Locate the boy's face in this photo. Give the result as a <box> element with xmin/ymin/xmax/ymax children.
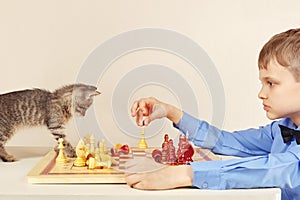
<box><xmin>259</xmin><ymin>59</ymin><xmax>300</xmax><ymax>126</ymax></box>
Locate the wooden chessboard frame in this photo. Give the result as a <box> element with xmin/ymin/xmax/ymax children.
<box><xmin>27</xmin><ymin>150</ymin><xmax>126</xmax><ymax>184</ymax></box>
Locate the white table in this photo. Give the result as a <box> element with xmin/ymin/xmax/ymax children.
<box><xmin>0</xmin><ymin>147</ymin><xmax>281</xmax><ymax>200</ymax></box>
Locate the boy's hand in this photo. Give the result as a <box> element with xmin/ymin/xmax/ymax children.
<box><xmin>131</xmin><ymin>97</ymin><xmax>167</xmax><ymax>126</ymax></box>
<box><xmin>125</xmin><ymin>163</ymin><xmax>193</xmax><ymax>190</ymax></box>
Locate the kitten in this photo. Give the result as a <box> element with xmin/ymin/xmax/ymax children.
<box><xmin>0</xmin><ymin>83</ymin><xmax>100</xmax><ymax>162</ymax></box>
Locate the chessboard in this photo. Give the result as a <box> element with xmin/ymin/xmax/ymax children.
<box><xmin>27</xmin><ymin>131</ymin><xmax>224</xmax><ymax>184</ymax></box>
<box><xmin>27</xmin><ymin>147</ymin><xmax>155</xmax><ymax>184</ymax></box>
<box><xmin>27</xmin><ymin>146</ymin><xmax>222</xmax><ymax>184</ymax></box>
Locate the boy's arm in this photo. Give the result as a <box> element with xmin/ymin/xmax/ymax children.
<box><xmin>174</xmin><ymin>112</ymin><xmax>274</xmax><ymax>157</ymax></box>
<box><xmin>190</xmin><ymin>147</ymin><xmax>300</xmax><ymax>191</ymax></box>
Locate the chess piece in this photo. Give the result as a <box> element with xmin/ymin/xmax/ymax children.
<box><xmin>138</xmin><ymin>126</ymin><xmax>148</xmax><ymax>148</ymax></box>
<box><xmin>162</xmin><ymin>134</ymin><xmax>169</xmax><ymax>148</ymax></box>
<box><xmin>94</xmin><ymin>147</ymin><xmax>100</xmax><ymax>161</ymax></box>
<box><xmin>84</xmin><ymin>134</ymin><xmax>91</xmax><ymax>156</ymax></box>
<box><xmin>119</xmin><ymin>144</ymin><xmax>130</xmax><ymax>154</ymax></box>
<box><xmin>161</xmin><ymin>141</ymin><xmax>169</xmax><ymax>163</ymax></box>
<box><xmin>74</xmin><ymin>139</ymin><xmax>87</xmax><ymax>167</ymax></box>
<box><xmin>177</xmin><ymin>134</ymin><xmax>194</xmax><ymax>164</ymax></box>
<box><xmin>98</xmin><ymin>139</ymin><xmax>108</xmax><ymax>154</ymax></box>
<box><xmin>98</xmin><ymin>140</ymin><xmax>107</xmax><ymax>161</ymax></box>
<box><xmin>88</xmin><ymin>157</ymin><xmax>96</xmax><ymax>169</ymax></box>
<box><xmin>152</xmin><ymin>149</ymin><xmax>162</xmax><ymax>163</ymax></box>
<box><xmin>84</xmin><ymin>134</ymin><xmax>91</xmax><ymax>144</ymax></box>
<box><xmin>98</xmin><ymin>140</ymin><xmax>117</xmax><ymax>165</ymax></box>
<box><xmin>56</xmin><ymin>138</ymin><xmax>67</xmax><ymax>164</ymax></box>
<box><xmin>89</xmin><ymin>158</ymin><xmax>112</xmax><ymax>169</ymax></box>
<box><xmin>167</xmin><ymin>139</ymin><xmax>177</xmax><ymax>165</ymax></box>
<box><xmin>177</xmin><ymin>134</ymin><xmax>186</xmax><ymax>158</ymax></box>
<box><xmin>110</xmin><ymin>144</ymin><xmax>130</xmax><ymax>156</ymax></box>
<box><xmin>184</xmin><ymin>145</ymin><xmax>194</xmax><ymax>162</ymax></box>
<box><xmin>89</xmin><ymin>135</ymin><xmax>95</xmax><ymax>156</ymax></box>
<box><xmin>87</xmin><ymin>154</ymin><xmax>113</xmax><ymax>169</ymax></box>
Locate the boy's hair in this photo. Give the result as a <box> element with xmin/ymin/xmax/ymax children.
<box><xmin>258</xmin><ymin>28</ymin><xmax>300</xmax><ymax>79</ymax></box>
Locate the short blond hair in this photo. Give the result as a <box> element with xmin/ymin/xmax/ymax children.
<box><xmin>258</xmin><ymin>28</ymin><xmax>300</xmax><ymax>79</ymax></box>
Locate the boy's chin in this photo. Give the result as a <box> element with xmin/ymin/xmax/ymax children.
<box><xmin>266</xmin><ymin>113</ymin><xmax>281</xmax><ymax>120</ymax></box>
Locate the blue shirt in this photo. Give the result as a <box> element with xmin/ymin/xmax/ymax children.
<box><xmin>174</xmin><ymin>112</ymin><xmax>300</xmax><ymax>200</ymax></box>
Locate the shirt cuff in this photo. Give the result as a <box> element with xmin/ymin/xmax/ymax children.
<box><xmin>189</xmin><ymin>161</ymin><xmax>225</xmax><ymax>190</ymax></box>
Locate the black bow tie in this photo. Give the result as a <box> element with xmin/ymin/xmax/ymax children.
<box><xmin>279</xmin><ymin>125</ymin><xmax>300</xmax><ymax>144</ymax></box>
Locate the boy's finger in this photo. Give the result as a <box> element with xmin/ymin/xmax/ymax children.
<box><xmin>131</xmin><ymin>101</ymin><xmax>139</xmax><ymax>117</ymax></box>
<box><xmin>143</xmin><ymin>117</ymin><xmax>151</xmax><ymax>126</ymax></box>
<box><xmin>136</xmin><ymin>109</ymin><xmax>144</xmax><ymax>126</ymax></box>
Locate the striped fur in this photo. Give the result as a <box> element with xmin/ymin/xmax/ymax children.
<box><xmin>0</xmin><ymin>84</ymin><xmax>99</xmax><ymax>162</ymax></box>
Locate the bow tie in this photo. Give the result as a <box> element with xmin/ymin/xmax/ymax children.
<box><xmin>279</xmin><ymin>125</ymin><xmax>300</xmax><ymax>144</ymax></box>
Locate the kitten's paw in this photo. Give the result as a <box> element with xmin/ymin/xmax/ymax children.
<box><xmin>66</xmin><ymin>149</ymin><xmax>76</xmax><ymax>158</ymax></box>
<box><xmin>64</xmin><ymin>147</ymin><xmax>76</xmax><ymax>158</ymax></box>
<box><xmin>1</xmin><ymin>154</ymin><xmax>16</xmax><ymax>162</ymax></box>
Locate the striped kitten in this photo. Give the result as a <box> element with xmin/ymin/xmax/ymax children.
<box><xmin>0</xmin><ymin>84</ymin><xmax>100</xmax><ymax>162</ymax></box>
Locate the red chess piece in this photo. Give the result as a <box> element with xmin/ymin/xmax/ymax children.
<box><xmin>161</xmin><ymin>143</ymin><xmax>169</xmax><ymax>163</ymax></box>
<box><xmin>152</xmin><ymin>149</ymin><xmax>162</xmax><ymax>163</ymax></box>
<box><xmin>167</xmin><ymin>139</ymin><xmax>177</xmax><ymax>165</ymax></box>
<box><xmin>110</xmin><ymin>144</ymin><xmax>130</xmax><ymax>156</ymax></box>
<box><xmin>184</xmin><ymin>144</ymin><xmax>194</xmax><ymax>162</ymax></box>
<box><xmin>162</xmin><ymin>134</ymin><xmax>169</xmax><ymax>148</ymax></box>
<box><xmin>119</xmin><ymin>144</ymin><xmax>130</xmax><ymax>154</ymax></box>
<box><xmin>177</xmin><ymin>144</ymin><xmax>194</xmax><ymax>164</ymax></box>
<box><xmin>177</xmin><ymin>134</ymin><xmax>194</xmax><ymax>164</ymax></box>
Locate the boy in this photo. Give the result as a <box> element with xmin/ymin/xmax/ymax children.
<box><xmin>126</xmin><ymin>28</ymin><xmax>300</xmax><ymax>200</ymax></box>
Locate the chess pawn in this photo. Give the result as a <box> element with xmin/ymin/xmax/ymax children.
<box><xmin>56</xmin><ymin>138</ymin><xmax>67</xmax><ymax>164</ymax></box>
<box><xmin>74</xmin><ymin>139</ymin><xmax>86</xmax><ymax>167</ymax></box>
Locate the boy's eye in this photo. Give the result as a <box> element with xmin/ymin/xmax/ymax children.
<box><xmin>267</xmin><ymin>81</ymin><xmax>274</xmax><ymax>86</ymax></box>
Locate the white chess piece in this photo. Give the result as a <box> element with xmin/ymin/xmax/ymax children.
<box><xmin>90</xmin><ymin>135</ymin><xmax>95</xmax><ymax>156</ymax></box>
<box><xmin>56</xmin><ymin>138</ymin><xmax>67</xmax><ymax>164</ymax></box>
<box><xmin>73</xmin><ymin>139</ymin><xmax>86</xmax><ymax>167</ymax></box>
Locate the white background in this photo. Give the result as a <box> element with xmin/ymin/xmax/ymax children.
<box><xmin>1</xmin><ymin>0</ymin><xmax>300</xmax><ymax>147</ymax></box>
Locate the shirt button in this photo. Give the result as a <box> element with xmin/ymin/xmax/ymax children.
<box><xmin>202</xmin><ymin>182</ymin><xmax>208</xmax><ymax>188</ymax></box>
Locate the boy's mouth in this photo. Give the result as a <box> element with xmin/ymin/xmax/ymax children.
<box><xmin>263</xmin><ymin>103</ymin><xmax>270</xmax><ymax>111</ymax></box>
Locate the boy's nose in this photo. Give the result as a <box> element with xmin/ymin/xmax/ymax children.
<box><xmin>258</xmin><ymin>88</ymin><xmax>267</xmax><ymax>99</ymax></box>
